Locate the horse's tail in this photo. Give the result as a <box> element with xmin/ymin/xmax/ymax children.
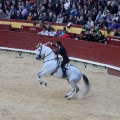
<box><xmin>82</xmin><ymin>74</ymin><xmax>90</xmax><ymax>88</ymax></box>
<box><xmin>77</xmin><ymin>74</ymin><xmax>90</xmax><ymax>99</ymax></box>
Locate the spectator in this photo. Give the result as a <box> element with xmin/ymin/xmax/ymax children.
<box><xmin>71</xmin><ymin>8</ymin><xmax>80</xmax><ymax>17</ymax></box>
<box><xmin>25</xmin><ymin>1</ymin><xmax>31</xmax><ymax>13</ymax></box>
<box><xmin>0</xmin><ymin>9</ymin><xmax>4</xmax><ymax>18</ymax></box>
<box><xmin>39</xmin><ymin>20</ymin><xmax>45</xmax><ymax>28</ymax></box>
<box><xmin>53</xmin><ymin>3</ymin><xmax>61</xmax><ymax>15</ymax></box>
<box><xmin>27</xmin><ymin>12</ymin><xmax>33</xmax><ymax>21</ymax></box>
<box><xmin>98</xmin><ymin>18</ymin><xmax>108</xmax><ymax>29</ymax></box>
<box><xmin>52</xmin><ymin>14</ymin><xmax>57</xmax><ymax>22</ymax></box>
<box><xmin>21</xmin><ymin>12</ymin><xmax>28</xmax><ymax>20</ymax></box>
<box><xmin>114</xmin><ymin>29</ymin><xmax>120</xmax><ymax>37</ymax></box>
<box><xmin>59</xmin><ymin>27</ymin><xmax>66</xmax><ymax>36</ymax></box>
<box><xmin>38</xmin><ymin>26</ymin><xmax>49</xmax><ymax>36</ymax></box>
<box><xmin>91</xmin><ymin>30</ymin><xmax>98</xmax><ymax>42</ymax></box>
<box><xmin>109</xmin><ymin>1</ymin><xmax>118</xmax><ymax>14</ymax></box>
<box><xmin>109</xmin><ymin>19</ymin><xmax>119</xmax><ymax>29</ymax></box>
<box><xmin>80</xmin><ymin>30</ymin><xmax>86</xmax><ymax>40</ymax></box>
<box><xmin>96</xmin><ymin>11</ymin><xmax>104</xmax><ymax>23</ymax></box>
<box><xmin>10</xmin><ymin>11</ymin><xmax>16</xmax><ymax>19</ymax></box>
<box><xmin>96</xmin><ymin>31</ymin><xmax>105</xmax><ymax>43</ymax></box>
<box><xmin>9</xmin><ymin>5</ymin><xmax>16</xmax><ymax>17</ymax></box>
<box><xmin>16</xmin><ymin>10</ymin><xmax>22</xmax><ymax>19</ymax></box>
<box><xmin>42</xmin><ymin>12</ymin><xmax>48</xmax><ymax>21</ymax></box>
<box><xmin>112</xmin><ymin>14</ymin><xmax>118</xmax><ymax>22</ymax></box>
<box><xmin>32</xmin><ymin>12</ymin><xmax>38</xmax><ymax>21</ymax></box>
<box><xmin>29</xmin><ymin>6</ymin><xmax>35</xmax><ymax>14</ymax></box>
<box><xmin>64</xmin><ymin>0</ymin><xmax>70</xmax><ymax>10</ymax></box>
<box><xmin>21</xmin><ymin>6</ymin><xmax>28</xmax><ymax>16</ymax></box>
<box><xmin>11</xmin><ymin>0</ymin><xmax>18</xmax><ymax>10</ymax></box>
<box><xmin>62</xmin><ymin>15</ymin><xmax>68</xmax><ymax>23</ymax></box>
<box><xmin>117</xmin><ymin>5</ymin><xmax>120</xmax><ymax>15</ymax></box>
<box><xmin>48</xmin><ymin>12</ymin><xmax>53</xmax><ymax>22</ymax></box>
<box><xmin>56</xmin><ymin>13</ymin><xmax>63</xmax><ymax>23</ymax></box>
<box><xmin>106</xmin><ymin>12</ymin><xmax>114</xmax><ymax>22</ymax></box>
<box><xmin>47</xmin><ymin>3</ymin><xmax>53</xmax><ymax>12</ymax></box>
<box><xmin>37</xmin><ymin>13</ymin><xmax>43</xmax><ymax>21</ymax></box>
<box><xmin>47</xmin><ymin>24</ymin><xmax>54</xmax><ymax>32</ymax></box>
<box><xmin>68</xmin><ymin>14</ymin><xmax>75</xmax><ymax>23</ymax></box>
<box><xmin>79</xmin><ymin>16</ymin><xmax>86</xmax><ymax>25</ymax></box>
<box><xmin>60</xmin><ymin>30</ymin><xmax>70</xmax><ymax>38</ymax></box>
<box><xmin>85</xmin><ymin>10</ymin><xmax>93</xmax><ymax>21</ymax></box>
<box><xmin>4</xmin><ymin>10</ymin><xmax>10</xmax><ymax>19</ymax></box>
<box><xmin>60</xmin><ymin>4</ymin><xmax>66</xmax><ymax>14</ymax></box>
<box><xmin>87</xmin><ymin>17</ymin><xmax>94</xmax><ymax>27</ymax></box>
<box><xmin>49</xmin><ymin>29</ymin><xmax>57</xmax><ymax>36</ymax></box>
<box><xmin>82</xmin><ymin>29</ymin><xmax>92</xmax><ymax>41</ymax></box>
<box><xmin>4</xmin><ymin>0</ymin><xmax>11</xmax><ymax>11</ymax></box>
<box><xmin>75</xmin><ymin>16</ymin><xmax>80</xmax><ymax>25</ymax></box>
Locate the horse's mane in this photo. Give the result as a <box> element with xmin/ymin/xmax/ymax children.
<box><xmin>43</xmin><ymin>44</ymin><xmax>53</xmax><ymax>52</ymax></box>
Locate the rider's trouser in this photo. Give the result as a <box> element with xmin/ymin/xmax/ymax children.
<box><xmin>61</xmin><ymin>56</ymin><xmax>70</xmax><ymax>75</ymax></box>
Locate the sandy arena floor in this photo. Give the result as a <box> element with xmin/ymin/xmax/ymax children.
<box><xmin>0</xmin><ymin>54</ymin><xmax>120</xmax><ymax>120</ymax></box>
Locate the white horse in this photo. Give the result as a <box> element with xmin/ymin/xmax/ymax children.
<box><xmin>35</xmin><ymin>43</ymin><xmax>90</xmax><ymax>100</ymax></box>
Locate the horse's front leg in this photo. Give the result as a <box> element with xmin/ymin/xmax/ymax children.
<box><xmin>37</xmin><ymin>69</ymin><xmax>48</xmax><ymax>86</ymax></box>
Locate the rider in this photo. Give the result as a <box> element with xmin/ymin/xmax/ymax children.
<box><xmin>48</xmin><ymin>41</ymin><xmax>70</xmax><ymax>78</ymax></box>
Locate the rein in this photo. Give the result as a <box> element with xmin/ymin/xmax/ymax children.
<box><xmin>43</xmin><ymin>58</ymin><xmax>56</xmax><ymax>63</ymax></box>
<box><xmin>43</xmin><ymin>50</ymin><xmax>56</xmax><ymax>63</ymax></box>
<box><xmin>39</xmin><ymin>45</ymin><xmax>56</xmax><ymax>63</ymax></box>
<box><xmin>43</xmin><ymin>51</ymin><xmax>54</xmax><ymax>59</ymax></box>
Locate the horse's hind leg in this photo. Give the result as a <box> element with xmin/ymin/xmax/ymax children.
<box><xmin>65</xmin><ymin>89</ymin><xmax>75</xmax><ymax>98</ymax></box>
<box><xmin>67</xmin><ymin>80</ymin><xmax>79</xmax><ymax>100</ymax></box>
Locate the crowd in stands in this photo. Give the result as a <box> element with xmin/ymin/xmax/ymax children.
<box><xmin>0</xmin><ymin>0</ymin><xmax>120</xmax><ymax>42</ymax></box>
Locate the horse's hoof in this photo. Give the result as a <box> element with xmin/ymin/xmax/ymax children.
<box><xmin>67</xmin><ymin>98</ymin><xmax>71</xmax><ymax>100</ymax></box>
<box><xmin>40</xmin><ymin>82</ymin><xmax>42</xmax><ymax>85</ymax></box>
<box><xmin>45</xmin><ymin>83</ymin><xmax>47</xmax><ymax>86</ymax></box>
<box><xmin>65</xmin><ymin>95</ymin><xmax>68</xmax><ymax>98</ymax></box>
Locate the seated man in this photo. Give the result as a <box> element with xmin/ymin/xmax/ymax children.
<box><xmin>91</xmin><ymin>30</ymin><xmax>98</xmax><ymax>42</ymax></box>
<box><xmin>49</xmin><ymin>29</ymin><xmax>57</xmax><ymax>36</ymax></box>
<box><xmin>96</xmin><ymin>31</ymin><xmax>106</xmax><ymax>43</ymax></box>
<box><xmin>38</xmin><ymin>26</ymin><xmax>49</xmax><ymax>36</ymax></box>
<box><xmin>82</xmin><ymin>30</ymin><xmax>92</xmax><ymax>41</ymax></box>
<box><xmin>114</xmin><ymin>29</ymin><xmax>120</xmax><ymax>37</ymax></box>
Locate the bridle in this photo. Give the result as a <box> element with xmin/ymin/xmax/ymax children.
<box><xmin>38</xmin><ymin>45</ymin><xmax>56</xmax><ymax>63</ymax></box>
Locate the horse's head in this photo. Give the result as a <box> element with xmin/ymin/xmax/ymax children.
<box><xmin>35</xmin><ymin>43</ymin><xmax>44</xmax><ymax>60</ymax></box>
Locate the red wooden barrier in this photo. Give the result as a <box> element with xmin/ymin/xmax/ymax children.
<box><xmin>107</xmin><ymin>36</ymin><xmax>120</xmax><ymax>46</ymax></box>
<box><xmin>0</xmin><ymin>30</ymin><xmax>120</xmax><ymax>69</ymax></box>
<box><xmin>0</xmin><ymin>24</ymin><xmax>11</xmax><ymax>31</ymax></box>
<box><xmin>21</xmin><ymin>26</ymin><xmax>43</xmax><ymax>33</ymax></box>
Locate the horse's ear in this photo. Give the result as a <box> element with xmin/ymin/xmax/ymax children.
<box><xmin>36</xmin><ymin>43</ymin><xmax>42</xmax><ymax>48</ymax></box>
<box><xmin>40</xmin><ymin>43</ymin><xmax>42</xmax><ymax>46</ymax></box>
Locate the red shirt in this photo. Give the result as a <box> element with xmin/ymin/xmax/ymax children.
<box><xmin>60</xmin><ymin>33</ymin><xmax>70</xmax><ymax>38</ymax></box>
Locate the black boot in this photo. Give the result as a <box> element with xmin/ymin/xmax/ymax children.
<box><xmin>62</xmin><ymin>69</ymin><xmax>67</xmax><ymax>78</ymax></box>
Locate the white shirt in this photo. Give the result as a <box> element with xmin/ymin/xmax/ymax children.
<box><xmin>87</xmin><ymin>20</ymin><xmax>94</xmax><ymax>27</ymax></box>
<box><xmin>38</xmin><ymin>30</ymin><xmax>49</xmax><ymax>36</ymax></box>
<box><xmin>56</xmin><ymin>17</ymin><xmax>63</xmax><ymax>23</ymax></box>
<box><xmin>49</xmin><ymin>31</ymin><xmax>57</xmax><ymax>36</ymax></box>
<box><xmin>64</xmin><ymin>0</ymin><xmax>70</xmax><ymax>10</ymax></box>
